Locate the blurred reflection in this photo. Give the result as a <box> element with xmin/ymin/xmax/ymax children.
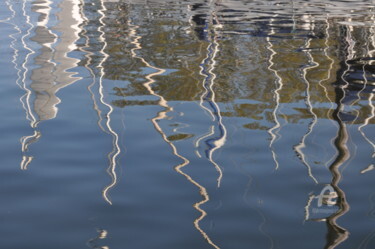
<box><xmin>14</xmin><ymin>0</ymin><xmax>83</xmax><ymax>169</ymax></box>
<box><xmin>19</xmin><ymin>0</ymin><xmax>38</xmax><ymax>170</ymax></box>
<box><xmin>87</xmin><ymin>229</ymin><xmax>109</xmax><ymax>249</ymax></box>
<box><xmin>31</xmin><ymin>0</ymin><xmax>83</xmax><ymax>120</ymax></box>
<box><xmin>4</xmin><ymin>0</ymin><xmax>36</xmax><ymax>170</ymax></box>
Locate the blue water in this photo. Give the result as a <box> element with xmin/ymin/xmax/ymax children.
<box><xmin>0</xmin><ymin>0</ymin><xmax>374</xmax><ymax>248</ymax></box>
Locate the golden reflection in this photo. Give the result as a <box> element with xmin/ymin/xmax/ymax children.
<box><xmin>128</xmin><ymin>9</ymin><xmax>220</xmax><ymax>248</ymax></box>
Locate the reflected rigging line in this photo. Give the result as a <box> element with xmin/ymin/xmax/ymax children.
<box><xmin>358</xmin><ymin>25</ymin><xmax>375</xmax><ymax>163</ymax></box>
<box><xmin>97</xmin><ymin>0</ymin><xmax>120</xmax><ymax>205</ymax></box>
<box><xmin>4</xmin><ymin>0</ymin><xmax>31</xmax><ymax>166</ymax></box>
<box><xmin>266</xmin><ymin>22</ymin><xmax>282</xmax><ymax>170</ymax></box>
<box><xmin>294</xmin><ymin>34</ymin><xmax>319</xmax><ymax>184</ymax></box>
<box><xmin>128</xmin><ymin>17</ymin><xmax>220</xmax><ymax>249</ymax></box>
<box><xmin>325</xmin><ymin>110</ymin><xmax>350</xmax><ymax>249</ymax></box>
<box><xmin>19</xmin><ymin>0</ymin><xmax>39</xmax><ymax>170</ymax></box>
<box><xmin>321</xmin><ymin>27</ymin><xmax>353</xmax><ymax>249</ymax></box>
<box><xmin>350</xmin><ymin>28</ymin><xmax>369</xmax><ymax>122</ymax></box>
<box><xmin>195</xmin><ymin>11</ymin><xmax>225</xmax><ymax>187</ymax></box>
<box><xmin>79</xmin><ymin>0</ymin><xmax>107</xmax><ymax>134</ymax></box>
<box><xmin>319</xmin><ymin>16</ymin><xmax>339</xmax><ymax>168</ymax></box>
<box><xmin>320</xmin><ymin>17</ymin><xmax>335</xmax><ymax>113</ymax></box>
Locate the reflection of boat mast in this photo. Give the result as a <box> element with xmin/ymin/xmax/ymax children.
<box><xmin>323</xmin><ymin>91</ymin><xmax>350</xmax><ymax>249</ymax></box>
<box><xmin>195</xmin><ymin>8</ymin><xmax>225</xmax><ymax>187</ymax></box>
<box><xmin>320</xmin><ymin>17</ymin><xmax>336</xmax><ymax>112</ymax></box>
<box><xmin>319</xmin><ymin>16</ymin><xmax>339</xmax><ymax>168</ymax></box>
<box><xmin>294</xmin><ymin>23</ymin><xmax>319</xmax><ymax>184</ymax></box>
<box><xmin>322</xmin><ymin>28</ymin><xmax>353</xmax><ymax>249</ymax></box>
<box><xmin>128</xmin><ymin>12</ymin><xmax>220</xmax><ymax>249</ymax></box>
<box><xmin>96</xmin><ymin>0</ymin><xmax>121</xmax><ymax>205</ymax></box>
<box><xmin>4</xmin><ymin>0</ymin><xmax>34</xmax><ymax>169</ymax></box>
<box><xmin>18</xmin><ymin>0</ymin><xmax>84</xmax><ymax>169</ymax></box>
<box><xmin>358</xmin><ymin>23</ymin><xmax>375</xmax><ymax>167</ymax></box>
<box><xmin>266</xmin><ymin>18</ymin><xmax>282</xmax><ymax>170</ymax></box>
<box><xmin>19</xmin><ymin>0</ymin><xmax>39</xmax><ymax>170</ymax></box>
<box><xmin>79</xmin><ymin>0</ymin><xmax>107</xmax><ymax>134</ymax></box>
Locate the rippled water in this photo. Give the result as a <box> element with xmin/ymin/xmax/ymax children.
<box><xmin>0</xmin><ymin>0</ymin><xmax>374</xmax><ymax>248</ymax></box>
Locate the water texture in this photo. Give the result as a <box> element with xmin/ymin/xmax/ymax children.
<box><xmin>0</xmin><ymin>0</ymin><xmax>374</xmax><ymax>248</ymax></box>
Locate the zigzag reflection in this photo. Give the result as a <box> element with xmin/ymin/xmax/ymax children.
<box><xmin>266</xmin><ymin>19</ymin><xmax>283</xmax><ymax>171</ymax></box>
<box><xmin>319</xmin><ymin>17</ymin><xmax>339</xmax><ymax>169</ymax></box>
<box><xmin>78</xmin><ymin>0</ymin><xmax>107</xmax><ymax>134</ymax></box>
<box><xmin>294</xmin><ymin>34</ymin><xmax>319</xmax><ymax>184</ymax></box>
<box><xmin>304</xmin><ymin>21</ymin><xmax>353</xmax><ymax>249</ymax></box>
<box><xmin>3</xmin><ymin>0</ymin><xmax>35</xmax><ymax>170</ymax></box>
<box><xmin>18</xmin><ymin>0</ymin><xmax>38</xmax><ymax>170</ymax></box>
<box><xmin>128</xmin><ymin>11</ymin><xmax>220</xmax><ymax>248</ymax></box>
<box><xmin>96</xmin><ymin>0</ymin><xmax>121</xmax><ymax>205</ymax></box>
<box><xmin>357</xmin><ymin>23</ymin><xmax>375</xmax><ymax>166</ymax></box>
<box><xmin>323</xmin><ymin>86</ymin><xmax>350</xmax><ymax>249</ymax></box>
<box><xmin>7</xmin><ymin>0</ymin><xmax>83</xmax><ymax>170</ymax></box>
<box><xmin>194</xmin><ymin>9</ymin><xmax>225</xmax><ymax>188</ymax></box>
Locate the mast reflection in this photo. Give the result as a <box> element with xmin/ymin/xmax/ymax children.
<box><xmin>266</xmin><ymin>18</ymin><xmax>283</xmax><ymax>171</ymax></box>
<box><xmin>128</xmin><ymin>6</ymin><xmax>221</xmax><ymax>248</ymax></box>
<box><xmin>97</xmin><ymin>0</ymin><xmax>121</xmax><ymax>205</ymax></box>
<box><xmin>294</xmin><ymin>27</ymin><xmax>319</xmax><ymax>184</ymax></box>
<box><xmin>193</xmin><ymin>4</ymin><xmax>225</xmax><ymax>188</ymax></box>
<box><xmin>13</xmin><ymin>0</ymin><xmax>83</xmax><ymax>169</ymax></box>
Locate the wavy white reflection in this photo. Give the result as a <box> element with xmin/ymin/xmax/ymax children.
<box><xmin>96</xmin><ymin>0</ymin><xmax>121</xmax><ymax>205</ymax></box>
<box><xmin>195</xmin><ymin>12</ymin><xmax>225</xmax><ymax>187</ymax></box>
<box><xmin>294</xmin><ymin>36</ymin><xmax>319</xmax><ymax>184</ymax></box>
<box><xmin>129</xmin><ymin>12</ymin><xmax>220</xmax><ymax>249</ymax></box>
<box><xmin>266</xmin><ymin>22</ymin><xmax>282</xmax><ymax>170</ymax></box>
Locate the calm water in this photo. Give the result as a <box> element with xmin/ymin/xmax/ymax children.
<box><xmin>0</xmin><ymin>0</ymin><xmax>374</xmax><ymax>248</ymax></box>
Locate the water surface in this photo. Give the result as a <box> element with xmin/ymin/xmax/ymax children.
<box><xmin>0</xmin><ymin>0</ymin><xmax>374</xmax><ymax>248</ymax></box>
